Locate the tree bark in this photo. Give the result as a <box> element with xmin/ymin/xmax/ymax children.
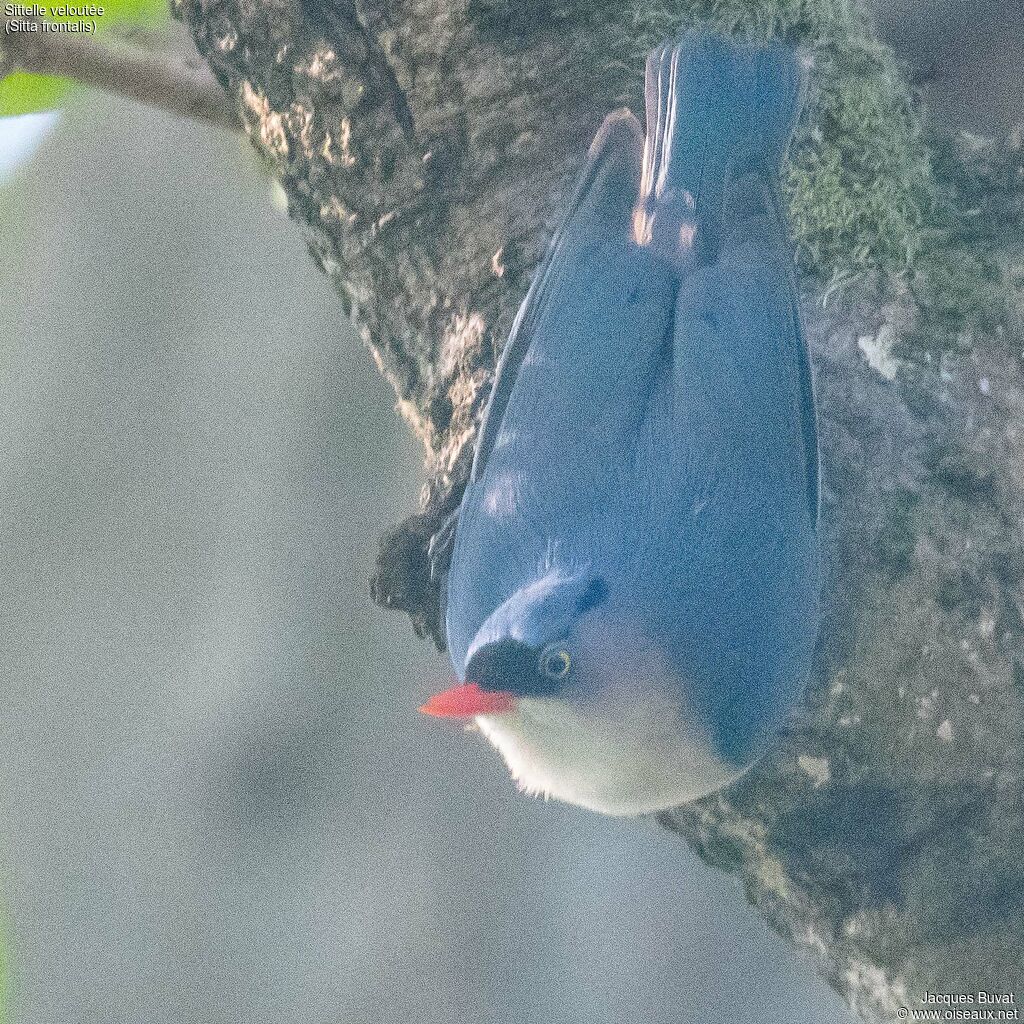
<box><xmin>175</xmin><ymin>0</ymin><xmax>1024</xmax><ymax>1017</ymax></box>
<box><xmin>0</xmin><ymin>9</ymin><xmax>239</xmax><ymax>131</ymax></box>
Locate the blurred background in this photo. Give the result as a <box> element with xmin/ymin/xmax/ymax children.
<box><xmin>872</xmin><ymin>0</ymin><xmax>1024</xmax><ymax>134</ymax></box>
<box><xmin>0</xmin><ymin>2</ymin><xmax>1019</xmax><ymax>1022</ymax></box>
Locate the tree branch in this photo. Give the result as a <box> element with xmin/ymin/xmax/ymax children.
<box><xmin>1</xmin><ymin>11</ymin><xmax>239</xmax><ymax>131</ymax></box>
<box><xmin>174</xmin><ymin>0</ymin><xmax>1024</xmax><ymax>1018</ymax></box>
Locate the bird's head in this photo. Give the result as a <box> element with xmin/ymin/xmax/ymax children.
<box><xmin>421</xmin><ymin>567</ymin><xmax>741</xmax><ymax>815</ymax></box>
<box><xmin>421</xmin><ymin>568</ymin><xmax>610</xmax><ymax>719</ymax></box>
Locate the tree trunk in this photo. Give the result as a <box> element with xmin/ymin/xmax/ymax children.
<box><xmin>175</xmin><ymin>0</ymin><xmax>1024</xmax><ymax>1017</ymax></box>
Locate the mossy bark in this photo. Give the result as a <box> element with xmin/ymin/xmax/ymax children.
<box><xmin>175</xmin><ymin>0</ymin><xmax>1024</xmax><ymax>1017</ymax></box>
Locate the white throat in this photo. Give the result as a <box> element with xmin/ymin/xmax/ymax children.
<box><xmin>475</xmin><ymin>696</ymin><xmax>742</xmax><ymax>816</ymax></box>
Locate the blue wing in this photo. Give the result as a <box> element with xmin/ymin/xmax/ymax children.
<box><xmin>636</xmin><ymin>34</ymin><xmax>819</xmax><ymax>761</ymax></box>
<box><xmin>470</xmin><ymin>111</ymin><xmax>674</xmax><ymax>484</ymax></box>
<box><xmin>660</xmin><ymin>193</ymin><xmax>820</xmax><ymax>761</ymax></box>
<box><xmin>669</xmin><ymin>178</ymin><xmax>819</xmax><ymax>527</ymax></box>
<box><xmin>446</xmin><ymin>113</ymin><xmax>678</xmax><ymax>672</ymax></box>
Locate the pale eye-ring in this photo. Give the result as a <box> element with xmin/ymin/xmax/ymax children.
<box><xmin>540</xmin><ymin>647</ymin><xmax>571</xmax><ymax>680</ymax></box>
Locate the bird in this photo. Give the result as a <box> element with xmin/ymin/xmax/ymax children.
<box><xmin>420</xmin><ymin>30</ymin><xmax>821</xmax><ymax>816</ymax></box>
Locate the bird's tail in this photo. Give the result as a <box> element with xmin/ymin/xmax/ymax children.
<box><xmin>633</xmin><ymin>32</ymin><xmax>805</xmax><ymax>268</ymax></box>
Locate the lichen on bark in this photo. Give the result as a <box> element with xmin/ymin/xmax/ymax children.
<box><xmin>176</xmin><ymin>0</ymin><xmax>1024</xmax><ymax>1017</ymax></box>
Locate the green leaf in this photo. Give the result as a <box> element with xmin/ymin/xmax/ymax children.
<box><xmin>0</xmin><ymin>0</ymin><xmax>170</xmax><ymax>117</ymax></box>
<box><xmin>109</xmin><ymin>0</ymin><xmax>170</xmax><ymax>23</ymax></box>
<box><xmin>0</xmin><ymin>71</ymin><xmax>74</xmax><ymax>118</ymax></box>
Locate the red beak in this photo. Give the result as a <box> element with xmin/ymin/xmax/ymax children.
<box><xmin>419</xmin><ymin>682</ymin><xmax>517</xmax><ymax>719</ymax></box>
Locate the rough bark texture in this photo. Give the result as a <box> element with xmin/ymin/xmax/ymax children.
<box><xmin>175</xmin><ymin>0</ymin><xmax>1024</xmax><ymax>1018</ymax></box>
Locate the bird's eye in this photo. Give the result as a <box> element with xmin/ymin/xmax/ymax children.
<box><xmin>540</xmin><ymin>647</ymin><xmax>571</xmax><ymax>680</ymax></box>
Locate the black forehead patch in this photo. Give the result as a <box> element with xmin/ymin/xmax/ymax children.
<box><xmin>576</xmin><ymin>577</ymin><xmax>609</xmax><ymax>615</ymax></box>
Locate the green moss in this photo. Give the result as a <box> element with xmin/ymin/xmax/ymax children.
<box><xmin>903</xmin><ymin>133</ymin><xmax>1021</xmax><ymax>350</ymax></box>
<box><xmin>786</xmin><ymin>36</ymin><xmax>930</xmax><ymax>279</ymax></box>
<box><xmin>908</xmin><ymin>247</ymin><xmax>1008</xmax><ymax>347</ymax></box>
<box><xmin>628</xmin><ymin>0</ymin><xmax>934</xmax><ymax>282</ymax></box>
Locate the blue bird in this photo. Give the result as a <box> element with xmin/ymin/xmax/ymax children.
<box><xmin>422</xmin><ymin>31</ymin><xmax>820</xmax><ymax>816</ymax></box>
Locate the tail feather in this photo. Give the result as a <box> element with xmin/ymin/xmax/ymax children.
<box><xmin>633</xmin><ymin>32</ymin><xmax>805</xmax><ymax>268</ymax></box>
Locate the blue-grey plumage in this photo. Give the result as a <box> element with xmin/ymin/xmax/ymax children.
<box><xmin>429</xmin><ymin>31</ymin><xmax>820</xmax><ymax>816</ymax></box>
